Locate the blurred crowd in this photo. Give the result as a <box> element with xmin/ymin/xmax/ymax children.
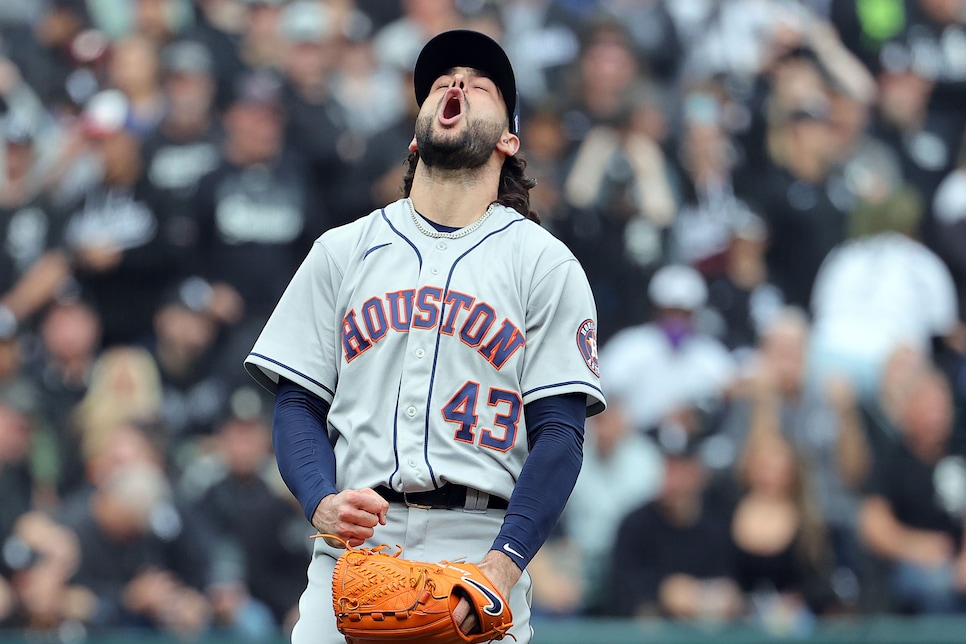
<box><xmin>0</xmin><ymin>0</ymin><xmax>964</xmax><ymax>640</ymax></box>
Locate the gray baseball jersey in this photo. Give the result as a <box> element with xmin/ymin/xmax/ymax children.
<box><xmin>244</xmin><ymin>197</ymin><xmax>605</xmax><ymax>500</ymax></box>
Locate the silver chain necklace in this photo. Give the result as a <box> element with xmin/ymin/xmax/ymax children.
<box><xmin>407</xmin><ymin>198</ymin><xmax>496</xmax><ymax>239</ymax></box>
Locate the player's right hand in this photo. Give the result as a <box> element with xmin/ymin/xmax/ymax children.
<box><xmin>311</xmin><ymin>488</ymin><xmax>389</xmax><ymax>548</ymax></box>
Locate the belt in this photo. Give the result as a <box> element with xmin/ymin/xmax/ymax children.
<box><xmin>375</xmin><ymin>484</ymin><xmax>508</xmax><ymax>511</ymax></box>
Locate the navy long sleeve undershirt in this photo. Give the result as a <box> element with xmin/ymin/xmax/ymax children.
<box><xmin>497</xmin><ymin>393</ymin><xmax>585</xmax><ymax>569</ymax></box>
<box><xmin>273</xmin><ymin>379</ymin><xmax>337</xmax><ymax>521</ymax></box>
<box><xmin>272</xmin><ymin>379</ymin><xmax>586</xmax><ymax>567</ymax></box>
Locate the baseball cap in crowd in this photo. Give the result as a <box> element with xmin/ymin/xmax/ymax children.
<box><xmin>413</xmin><ymin>29</ymin><xmax>519</xmax><ymax>135</ymax></box>
<box><xmin>648</xmin><ymin>264</ymin><xmax>708</xmax><ymax>311</ymax></box>
<box><xmin>653</xmin><ymin>418</ymin><xmax>704</xmax><ymax>460</ymax></box>
<box><xmin>81</xmin><ymin>89</ymin><xmax>130</xmax><ymax>138</ymax></box>
<box><xmin>281</xmin><ymin>0</ymin><xmax>333</xmax><ymax>44</ymax></box>
<box><xmin>161</xmin><ymin>276</ymin><xmax>215</xmax><ymax>315</ymax></box>
<box><xmin>161</xmin><ymin>40</ymin><xmax>213</xmax><ymax>76</ymax></box>
<box><xmin>232</xmin><ymin>70</ymin><xmax>283</xmax><ymax>108</ymax></box>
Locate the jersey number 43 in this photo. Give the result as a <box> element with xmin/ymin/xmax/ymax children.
<box><xmin>441</xmin><ymin>381</ymin><xmax>521</xmax><ymax>452</ymax></box>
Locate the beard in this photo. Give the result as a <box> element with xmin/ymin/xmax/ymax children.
<box><xmin>414</xmin><ymin>111</ymin><xmax>505</xmax><ymax>171</ymax></box>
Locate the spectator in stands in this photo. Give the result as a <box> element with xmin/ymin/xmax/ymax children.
<box><xmin>856</xmin><ymin>345</ymin><xmax>931</xmax><ymax>472</ymax></box>
<box><xmin>731</xmin><ymin>430</ymin><xmax>839</xmax><ymax>629</ymax></box>
<box><xmin>879</xmin><ymin>0</ymin><xmax>966</xmax><ymax>141</ymax></box>
<box><xmin>334</xmin><ymin>15</ymin><xmax>409</xmax><ymax>139</ymax></box>
<box><xmin>141</xmin><ymin>39</ymin><xmax>222</xmax><ymax>280</ymax></box>
<box><xmin>11</xmin><ymin>0</ymin><xmax>92</xmax><ymax>106</ymax></box>
<box><xmin>607</xmin><ymin>416</ymin><xmax>743</xmax><ymax>620</ymax></box>
<box><xmin>337</xmin><ymin>39</ymin><xmax>419</xmax><ymax>220</ymax></box>
<box><xmin>598</xmin><ymin>0</ymin><xmax>682</xmax><ymax>85</ymax></box>
<box><xmin>67</xmin><ymin>346</ymin><xmax>163</xmax><ymax>493</ymax></box>
<box><xmin>513</xmin><ymin>104</ymin><xmax>568</xmax><ymax>235</ymax></box>
<box><xmin>0</xmin><ymin>114</ymin><xmax>50</xmax><ymax>294</ymax></box>
<box><xmin>22</xmin><ymin>296</ymin><xmax>101</xmax><ymax>495</ymax></box>
<box><xmin>559</xmin><ymin>20</ymin><xmax>642</xmax><ymax>144</ymax></box>
<box><xmin>704</xmin><ymin>212</ymin><xmax>784</xmax><ymax>359</ymax></box>
<box><xmin>193</xmin><ymin>70</ymin><xmax>322</xmax><ymax>386</ymax></box>
<box><xmin>58</xmin><ymin>420</ymin><xmax>233</xmax><ymax>633</ymax></box>
<box><xmin>599</xmin><ymin>263</ymin><xmax>736</xmax><ymax>435</ymax></box>
<box><xmin>193</xmin><ymin>406</ymin><xmax>309</xmax><ymax>635</ymax></box>
<box><xmin>151</xmin><ymin>278</ymin><xmax>229</xmax><ymax>465</ymax></box>
<box><xmin>559</xmin><ymin>396</ymin><xmax>664</xmax><ymax>614</ymax></box>
<box><xmin>562</xmin><ymin>79</ymin><xmax>676</xmax><ymax>240</ymax></box>
<box><xmin>826</xmin><ymin>81</ymin><xmax>908</xmax><ymax>222</ymax></box>
<box><xmin>51</xmin><ymin>90</ymin><xmax>183</xmax><ymax>347</ymax></box>
<box><xmin>63</xmin><ymin>460</ymin><xmax>212</xmax><ymax>633</ymax></box>
<box><xmin>183</xmin><ymin>0</ymin><xmax>247</xmax><ymax>111</ymax></box>
<box><xmin>238</xmin><ymin>0</ymin><xmax>287</xmax><ymax>72</ymax></box>
<box><xmin>0</xmin><ymin>113</ymin><xmax>69</xmax><ymax>331</ymax></box>
<box><xmin>668</xmin><ymin>87</ymin><xmax>750</xmax><ymax>278</ymax></box>
<box><xmin>720</xmin><ymin>308</ymin><xmax>869</xmax><ymax>595</ymax></box>
<box><xmin>0</xmin><ymin>381</ymin><xmax>44</xmax><ymax>549</ymax></box>
<box><xmin>736</xmin><ymin>84</ymin><xmax>847</xmax><ymax>310</ymax></box>
<box><xmin>497</xmin><ymin>0</ymin><xmax>582</xmax><ymax>104</ymax></box>
<box><xmin>871</xmin><ymin>39</ymin><xmax>962</xmax><ymax>231</ymax></box>
<box><xmin>277</xmin><ymin>1</ymin><xmax>347</xmax><ymax>222</ymax></box>
<box><xmin>808</xmin><ymin>183</ymin><xmax>958</xmax><ymax>399</ymax></box>
<box><xmin>107</xmin><ymin>33</ymin><xmax>166</xmax><ymax>136</ymax></box>
<box><xmin>859</xmin><ymin>367</ymin><xmax>966</xmax><ymax>613</ymax></box>
<box><xmin>1</xmin><ymin>510</ymin><xmax>91</xmax><ymax>630</ymax></box>
<box><xmin>559</xmin><ymin>78</ymin><xmax>676</xmax><ymax>339</ymax></box>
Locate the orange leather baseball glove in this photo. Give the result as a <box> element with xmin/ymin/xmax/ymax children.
<box><xmin>320</xmin><ymin>535</ymin><xmax>514</xmax><ymax>644</ymax></box>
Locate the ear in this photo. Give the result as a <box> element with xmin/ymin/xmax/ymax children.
<box><xmin>496</xmin><ymin>132</ymin><xmax>520</xmax><ymax>157</ymax></box>
<box><xmin>408</xmin><ymin>135</ymin><xmax>418</xmax><ymax>153</ymax></box>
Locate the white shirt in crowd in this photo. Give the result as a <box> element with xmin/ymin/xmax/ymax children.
<box><xmin>810</xmin><ymin>232</ymin><xmax>958</xmax><ymax>371</ymax></box>
<box><xmin>599</xmin><ymin>322</ymin><xmax>737</xmax><ymax>432</ymax></box>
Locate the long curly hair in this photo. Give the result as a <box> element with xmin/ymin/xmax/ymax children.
<box><xmin>401</xmin><ymin>151</ymin><xmax>540</xmax><ymax>224</ymax></box>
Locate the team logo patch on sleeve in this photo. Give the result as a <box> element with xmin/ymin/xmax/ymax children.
<box><xmin>577</xmin><ymin>319</ymin><xmax>600</xmax><ymax>377</ymax></box>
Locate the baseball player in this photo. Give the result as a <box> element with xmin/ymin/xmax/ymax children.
<box><xmin>244</xmin><ymin>29</ymin><xmax>605</xmax><ymax>643</ymax></box>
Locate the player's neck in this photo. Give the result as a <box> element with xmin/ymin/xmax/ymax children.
<box><xmin>409</xmin><ymin>164</ymin><xmax>500</xmax><ymax>228</ymax></box>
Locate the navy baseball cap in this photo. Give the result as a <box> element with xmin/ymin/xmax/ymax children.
<box><xmin>413</xmin><ymin>30</ymin><xmax>519</xmax><ymax>135</ymax></box>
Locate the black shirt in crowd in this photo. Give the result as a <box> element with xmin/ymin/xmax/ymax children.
<box><xmin>0</xmin><ymin>194</ymin><xmax>56</xmax><ymax>294</ymax></box>
<box><xmin>606</xmin><ymin>497</ymin><xmax>737</xmax><ymax>617</ymax></box>
<box><xmin>53</xmin><ymin>179</ymin><xmax>181</xmax><ymax>347</ymax></box>
<box><xmin>193</xmin><ymin>151</ymin><xmax>323</xmax><ymax>321</ymax></box>
<box><xmin>866</xmin><ymin>438</ymin><xmax>965</xmax><ymax>551</ymax></box>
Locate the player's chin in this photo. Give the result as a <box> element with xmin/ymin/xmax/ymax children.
<box><xmin>432</xmin><ymin>120</ymin><xmax>465</xmax><ymax>137</ymax></box>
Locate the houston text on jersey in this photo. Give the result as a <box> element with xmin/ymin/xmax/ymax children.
<box><xmin>341</xmin><ymin>286</ymin><xmax>525</xmax><ymax>370</ymax></box>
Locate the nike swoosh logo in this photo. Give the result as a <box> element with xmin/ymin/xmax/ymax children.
<box><xmin>502</xmin><ymin>543</ymin><xmax>524</xmax><ymax>559</ymax></box>
<box><xmin>462</xmin><ymin>577</ymin><xmax>504</xmax><ymax>616</ymax></box>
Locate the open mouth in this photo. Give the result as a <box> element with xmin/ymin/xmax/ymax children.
<box><xmin>438</xmin><ymin>88</ymin><xmax>463</xmax><ymax>126</ymax></box>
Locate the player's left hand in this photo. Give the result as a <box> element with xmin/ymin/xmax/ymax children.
<box><xmin>453</xmin><ymin>549</ymin><xmax>521</xmax><ymax>634</ymax></box>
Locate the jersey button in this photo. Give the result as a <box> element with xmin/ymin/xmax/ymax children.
<box><xmin>436</xmin><ymin>241</ymin><xmax>447</xmax><ymax>250</ymax></box>
<box><xmin>415</xmin><ymin>348</ymin><xmax>426</xmax><ymax>358</ymax></box>
<box><xmin>406</xmin><ymin>406</ymin><xmax>417</xmax><ymax>417</ymax></box>
<box><xmin>430</xmin><ymin>267</ymin><xmax>440</xmax><ymax>275</ymax></box>
<box><xmin>407</xmin><ymin>458</ymin><xmax>418</xmax><ymax>468</ymax></box>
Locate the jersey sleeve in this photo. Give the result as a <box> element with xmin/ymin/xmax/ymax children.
<box><xmin>521</xmin><ymin>256</ymin><xmax>606</xmax><ymax>416</ymax></box>
<box><xmin>244</xmin><ymin>239</ymin><xmax>342</xmax><ymax>403</ymax></box>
